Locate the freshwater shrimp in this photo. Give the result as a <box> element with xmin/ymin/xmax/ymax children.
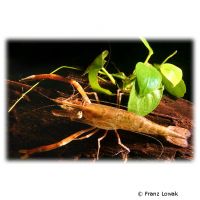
<box><xmin>18</xmin><ymin>74</ymin><xmax>191</xmax><ymax>159</ymax></box>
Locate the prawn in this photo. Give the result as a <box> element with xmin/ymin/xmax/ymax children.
<box><xmin>18</xmin><ymin>74</ymin><xmax>191</xmax><ymax>159</ymax></box>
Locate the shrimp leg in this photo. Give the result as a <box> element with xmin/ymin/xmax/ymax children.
<box><xmin>86</xmin><ymin>92</ymin><xmax>99</xmax><ymax>103</ymax></box>
<box><xmin>117</xmin><ymin>89</ymin><xmax>123</xmax><ymax>106</ymax></box>
<box><xmin>97</xmin><ymin>130</ymin><xmax>108</xmax><ymax>160</ymax></box>
<box><xmin>19</xmin><ymin>127</ymin><xmax>96</xmax><ymax>159</ymax></box>
<box><xmin>114</xmin><ymin>130</ymin><xmax>130</xmax><ymax>152</ymax></box>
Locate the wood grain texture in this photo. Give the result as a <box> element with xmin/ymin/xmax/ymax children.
<box><xmin>7</xmin><ymin>81</ymin><xmax>193</xmax><ymax>161</ymax></box>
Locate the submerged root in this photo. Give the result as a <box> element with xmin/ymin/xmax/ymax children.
<box><xmin>19</xmin><ymin>127</ymin><xmax>96</xmax><ymax>159</ymax></box>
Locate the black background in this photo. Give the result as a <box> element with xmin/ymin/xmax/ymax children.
<box><xmin>7</xmin><ymin>39</ymin><xmax>193</xmax><ymax>101</ymax></box>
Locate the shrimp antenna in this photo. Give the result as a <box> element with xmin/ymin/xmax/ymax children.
<box><xmin>134</xmin><ymin>131</ymin><xmax>164</xmax><ymax>159</ymax></box>
<box><xmin>31</xmin><ymin>104</ymin><xmax>60</xmax><ymax>112</ymax></box>
<box><xmin>90</xmin><ymin>99</ymin><xmax>128</xmax><ymax>109</ymax></box>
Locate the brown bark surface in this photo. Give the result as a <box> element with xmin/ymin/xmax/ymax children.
<box><xmin>7</xmin><ymin>81</ymin><xmax>193</xmax><ymax>161</ymax></box>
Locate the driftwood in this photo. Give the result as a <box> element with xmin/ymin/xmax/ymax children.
<box><xmin>7</xmin><ymin>80</ymin><xmax>193</xmax><ymax>161</ymax></box>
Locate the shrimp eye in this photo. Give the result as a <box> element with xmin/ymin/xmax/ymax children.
<box><xmin>77</xmin><ymin>111</ymin><xmax>83</xmax><ymax>119</ymax></box>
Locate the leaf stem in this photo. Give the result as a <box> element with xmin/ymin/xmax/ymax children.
<box><xmin>161</xmin><ymin>50</ymin><xmax>177</xmax><ymax>64</ymax></box>
<box><xmin>112</xmin><ymin>73</ymin><xmax>127</xmax><ymax>80</ymax></box>
<box><xmin>8</xmin><ymin>66</ymin><xmax>80</xmax><ymax>112</ymax></box>
<box><xmin>8</xmin><ymin>82</ymin><xmax>40</xmax><ymax>112</ymax></box>
<box><xmin>101</xmin><ymin>67</ymin><xmax>116</xmax><ymax>85</ymax></box>
<box><xmin>140</xmin><ymin>37</ymin><xmax>154</xmax><ymax>64</ymax></box>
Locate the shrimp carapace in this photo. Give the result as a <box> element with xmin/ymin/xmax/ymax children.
<box><xmin>52</xmin><ymin>100</ymin><xmax>191</xmax><ymax>148</ymax></box>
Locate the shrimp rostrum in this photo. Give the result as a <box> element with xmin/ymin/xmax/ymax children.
<box><xmin>18</xmin><ymin>74</ymin><xmax>191</xmax><ymax>159</ymax></box>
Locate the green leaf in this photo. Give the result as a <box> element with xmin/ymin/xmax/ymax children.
<box><xmin>84</xmin><ymin>50</ymin><xmax>113</xmax><ymax>95</ymax></box>
<box><xmin>160</xmin><ymin>63</ymin><xmax>182</xmax><ymax>87</ymax></box>
<box><xmin>128</xmin><ymin>80</ymin><xmax>163</xmax><ymax>116</ymax></box>
<box><xmin>163</xmin><ymin>76</ymin><xmax>186</xmax><ymax>97</ymax></box>
<box><xmin>135</xmin><ymin>62</ymin><xmax>162</xmax><ymax>96</ymax></box>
